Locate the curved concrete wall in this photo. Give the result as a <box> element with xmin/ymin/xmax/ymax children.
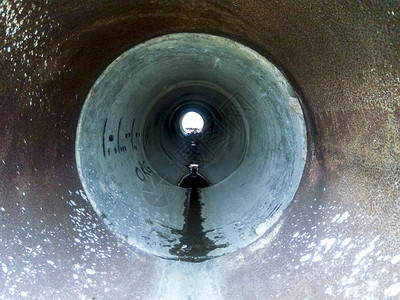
<box><xmin>1</xmin><ymin>1</ymin><xmax>399</xmax><ymax>299</ymax></box>
<box><xmin>76</xmin><ymin>33</ymin><xmax>307</xmax><ymax>260</ymax></box>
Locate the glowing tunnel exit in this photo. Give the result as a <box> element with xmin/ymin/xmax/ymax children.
<box><xmin>180</xmin><ymin>111</ymin><xmax>205</xmax><ymax>135</ymax></box>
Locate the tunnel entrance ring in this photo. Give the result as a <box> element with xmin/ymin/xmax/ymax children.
<box><xmin>76</xmin><ymin>33</ymin><xmax>307</xmax><ymax>261</ymax></box>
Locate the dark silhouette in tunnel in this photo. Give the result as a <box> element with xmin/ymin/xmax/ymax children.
<box><xmin>178</xmin><ymin>164</ymin><xmax>211</xmax><ymax>190</ymax></box>
<box><xmin>173</xmin><ymin>164</ymin><xmax>224</xmax><ymax>262</ymax></box>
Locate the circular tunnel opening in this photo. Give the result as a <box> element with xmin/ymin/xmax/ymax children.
<box><xmin>180</xmin><ymin>111</ymin><xmax>204</xmax><ymax>135</ymax></box>
<box><xmin>76</xmin><ymin>33</ymin><xmax>307</xmax><ymax>261</ymax></box>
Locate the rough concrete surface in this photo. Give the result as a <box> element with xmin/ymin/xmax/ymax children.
<box><xmin>0</xmin><ymin>1</ymin><xmax>399</xmax><ymax>299</ymax></box>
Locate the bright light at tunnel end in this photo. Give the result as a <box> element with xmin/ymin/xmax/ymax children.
<box><xmin>181</xmin><ymin>111</ymin><xmax>205</xmax><ymax>134</ymax></box>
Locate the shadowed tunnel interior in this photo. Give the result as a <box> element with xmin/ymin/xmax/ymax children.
<box><xmin>76</xmin><ymin>33</ymin><xmax>307</xmax><ymax>261</ymax></box>
<box><xmin>1</xmin><ymin>1</ymin><xmax>399</xmax><ymax>299</ymax></box>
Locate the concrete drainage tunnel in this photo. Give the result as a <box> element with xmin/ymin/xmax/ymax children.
<box><xmin>0</xmin><ymin>1</ymin><xmax>399</xmax><ymax>299</ymax></box>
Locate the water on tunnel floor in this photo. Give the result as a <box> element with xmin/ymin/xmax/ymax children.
<box><xmin>170</xmin><ymin>188</ymin><xmax>229</xmax><ymax>262</ymax></box>
<box><xmin>172</xmin><ymin>164</ymin><xmax>228</xmax><ymax>262</ymax></box>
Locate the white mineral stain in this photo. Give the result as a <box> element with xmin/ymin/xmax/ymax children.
<box><xmin>312</xmin><ymin>254</ymin><xmax>323</xmax><ymax>262</ymax></box>
<box><xmin>385</xmin><ymin>283</ymin><xmax>400</xmax><ymax>297</ymax></box>
<box><xmin>331</xmin><ymin>213</ymin><xmax>341</xmax><ymax>223</ymax></box>
<box><xmin>391</xmin><ymin>254</ymin><xmax>400</xmax><ymax>265</ymax></box>
<box><xmin>331</xmin><ymin>211</ymin><xmax>350</xmax><ymax>224</ymax></box>
<box><xmin>2</xmin><ymin>263</ymin><xmax>8</xmax><ymax>273</ymax></box>
<box><xmin>321</xmin><ymin>238</ymin><xmax>336</xmax><ymax>253</ymax></box>
<box><xmin>366</xmin><ymin>280</ymin><xmax>379</xmax><ymax>292</ymax></box>
<box><xmin>300</xmin><ymin>254</ymin><xmax>311</xmax><ymax>262</ymax></box>
<box><xmin>353</xmin><ymin>235</ymin><xmax>380</xmax><ymax>266</ymax></box>
<box><xmin>334</xmin><ymin>251</ymin><xmax>343</xmax><ymax>259</ymax></box>
<box><xmin>337</xmin><ymin>211</ymin><xmax>350</xmax><ymax>223</ymax></box>
<box><xmin>325</xmin><ymin>286</ymin><xmax>334</xmax><ymax>296</ymax></box>
<box><xmin>86</xmin><ymin>268</ymin><xmax>96</xmax><ymax>275</ymax></box>
<box><xmin>341</xmin><ymin>238</ymin><xmax>351</xmax><ymax>247</ymax></box>
<box><xmin>250</xmin><ymin>212</ymin><xmax>283</xmax><ymax>252</ymax></box>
